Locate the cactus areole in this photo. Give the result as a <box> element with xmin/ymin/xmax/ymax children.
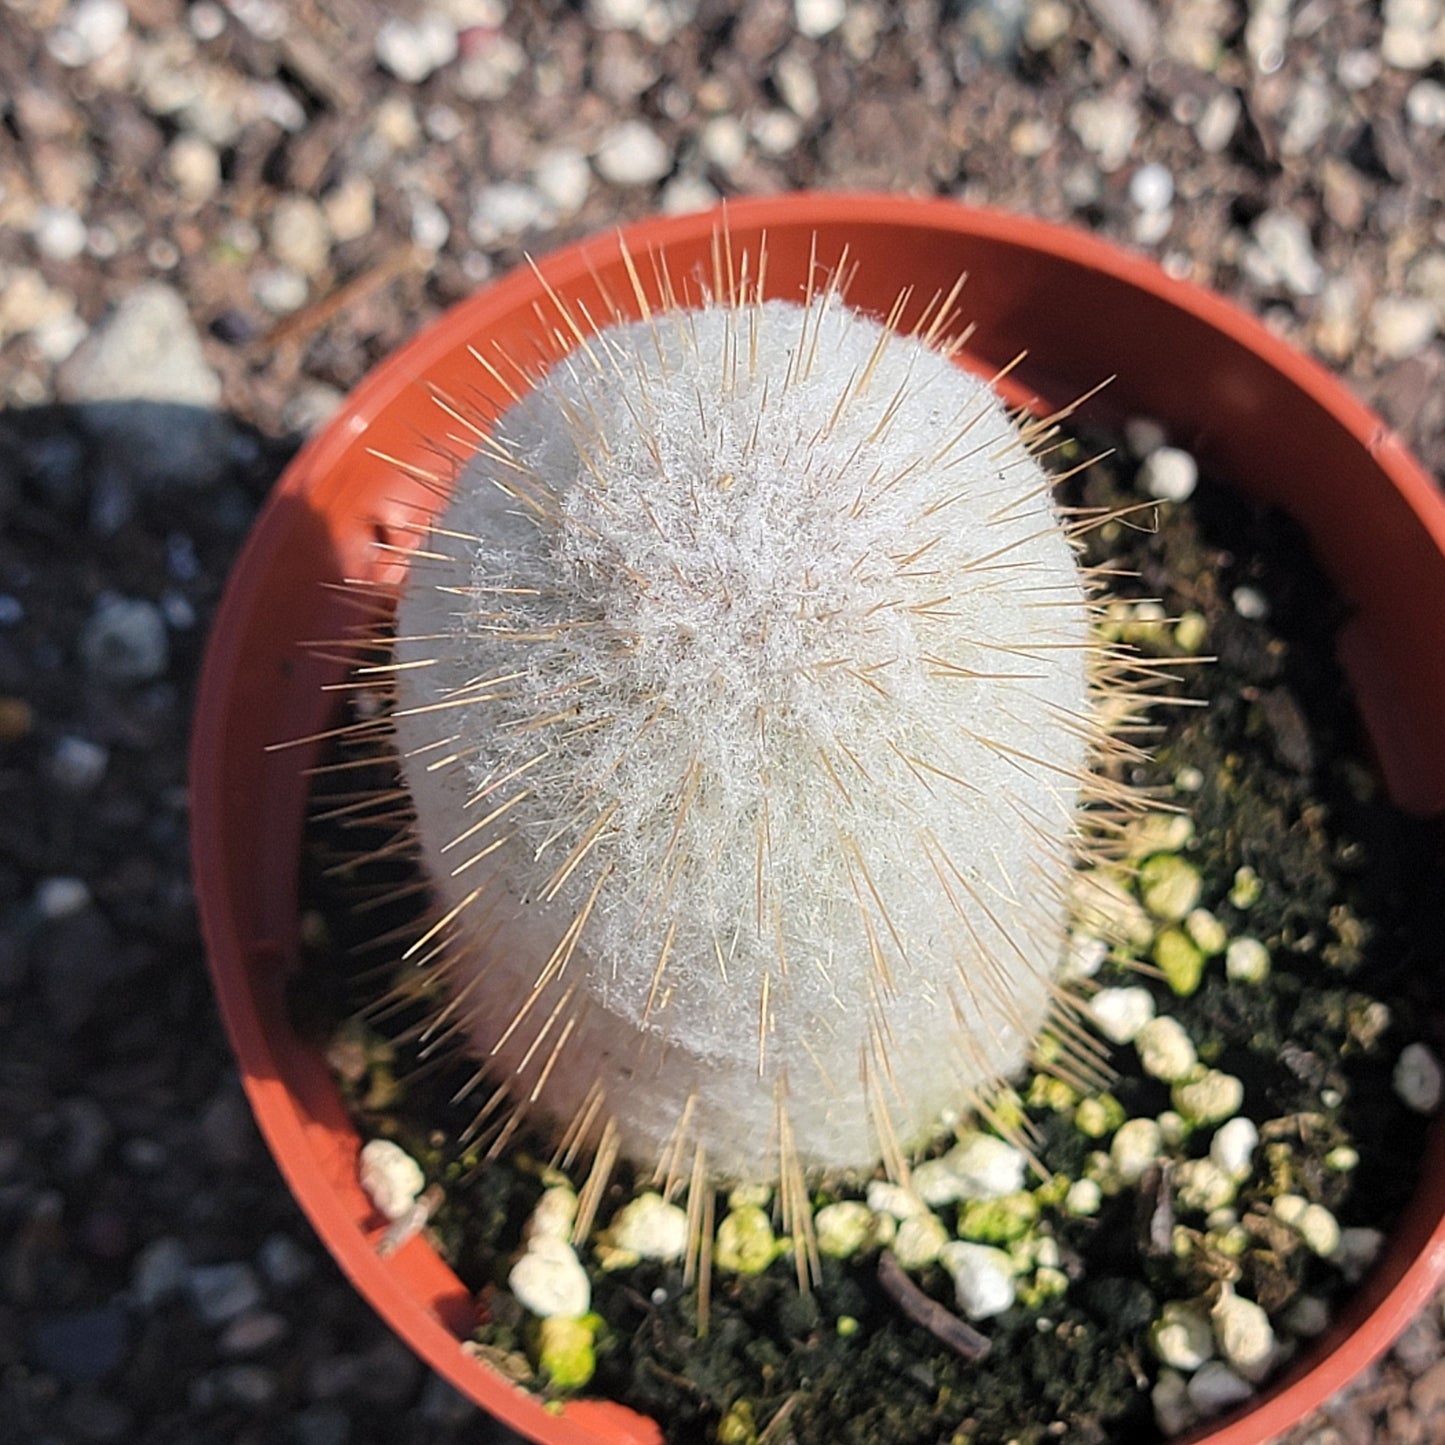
<box><xmin>391</xmin><ymin>274</ymin><xmax>1103</xmax><ymax>1184</ymax></box>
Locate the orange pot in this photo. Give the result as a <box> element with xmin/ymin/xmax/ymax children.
<box><xmin>191</xmin><ymin>194</ymin><xmax>1445</xmax><ymax>1445</ymax></box>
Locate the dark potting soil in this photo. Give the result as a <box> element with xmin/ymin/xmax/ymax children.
<box><xmin>289</xmin><ymin>435</ymin><xmax>1444</xmax><ymax>1445</ymax></box>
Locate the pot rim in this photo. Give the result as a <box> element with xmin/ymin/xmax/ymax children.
<box><xmin>192</xmin><ymin>191</ymin><xmax>1445</xmax><ymax>1445</ymax></box>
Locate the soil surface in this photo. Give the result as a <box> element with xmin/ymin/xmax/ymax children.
<box><xmin>2</xmin><ymin>2</ymin><xmax>1444</xmax><ymax>1444</ymax></box>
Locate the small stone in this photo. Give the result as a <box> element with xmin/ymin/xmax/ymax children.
<box><xmin>1232</xmin><ymin>585</ymin><xmax>1269</xmax><ymax>620</ymax></box>
<box><xmin>1111</xmin><ymin>1117</ymin><xmax>1163</xmax><ymax>1184</ymax></box>
<box><xmin>322</xmin><ymin>177</ymin><xmax>376</xmax><ymax>244</ymax></box>
<box><xmin>35</xmin><ymin>876</ymin><xmax>91</xmax><ymax>920</ymax></box>
<box><xmin>794</xmin><ymin>0</ymin><xmax>846</xmax><ymax>39</ymax></box>
<box><xmin>33</xmin><ymin>205</ymin><xmax>88</xmax><ymax>262</ymax></box>
<box><xmin>1173</xmin><ymin>1070</ymin><xmax>1244</xmax><ymax>1126</ymax></box>
<box><xmin>1407</xmin><ymin>79</ymin><xmax>1445</xmax><ymax>128</ymax></box>
<box><xmin>58</xmin><ymin>282</ymin><xmax>221</xmax><ymax>408</ymax></box>
<box><xmin>252</xmin><ymin>266</ymin><xmax>309</xmax><ymax>315</ymax></box>
<box><xmin>454</xmin><ymin>31</ymin><xmax>526</xmax><ymax>99</ymax></box>
<box><xmin>1069</xmin><ymin>94</ymin><xmax>1139</xmax><ymax>171</ymax></box>
<box><xmin>1297</xmin><ymin>1203</ymin><xmax>1341</xmax><ymax>1258</ymax></box>
<box><xmin>1175</xmin><ymin>1158</ymin><xmax>1237</xmax><ymax>1213</ymax></box>
<box><xmin>375</xmin><ymin>13</ymin><xmax>459</xmax><ymax>84</ymax></box>
<box><xmin>188</xmin><ymin>1261</ymin><xmax>264</xmax><ymax>1326</ymax></box>
<box><xmin>509</xmin><ymin>1236</ymin><xmax>590</xmax><ymax>1317</ymax></box>
<box><xmin>1151</xmin><ymin>1300</ymin><xmax>1215</xmax><ymax>1371</ymax></box>
<box><xmin>773</xmin><ymin>51</ymin><xmax>820</xmax><ymax>120</ymax></box>
<box><xmin>1185</xmin><ymin>908</ymin><xmax>1227</xmax><ymax>955</ymax></box>
<box><xmin>533</xmin><ymin>148</ymin><xmax>591</xmax><ymax>216</ymax></box>
<box><xmin>1394</xmin><ymin>1042</ymin><xmax>1444</xmax><ymax>1113</ymax></box>
<box><xmin>1369</xmin><ymin>296</ymin><xmax>1438</xmax><ymax>361</ymax></box>
<box><xmin>268</xmin><ymin>196</ymin><xmax>331</xmax><ymax>277</ymax></box>
<box><xmin>49</xmin><ymin>735</ymin><xmax>109</xmax><ymax>792</ymax></box>
<box><xmin>1280</xmin><ymin>76</ymin><xmax>1332</xmax><ymax>156</ymax></box>
<box><xmin>1155</xmin><ymin>928</ymin><xmax>1206</xmax><ymax>996</ymax></box>
<box><xmin>1244</xmin><ymin>210</ymin><xmax>1324</xmax><ymax>298</ymax></box>
<box><xmin>1411</xmin><ymin>1357</ymin><xmax>1445</xmax><ymax>1414</ymax></box>
<box><xmin>218</xmin><ymin>1309</ymin><xmax>289</xmax><ymax>1356</ymax></box>
<box><xmin>537</xmin><ymin>1314</ymin><xmax>596</xmax><ymax>1390</ymax></box>
<box><xmin>167</xmin><ymin>136</ymin><xmax>221</xmax><ymax>205</ymax></box>
<box><xmin>132</xmin><ymin>1237</ymin><xmax>190</xmax><ymax>1306</ymax></box>
<box><xmin>594</xmin><ymin>121</ymin><xmax>672</xmax><ymax>186</ymax></box>
<box><xmin>1065</xmin><ymin>1178</ymin><xmax>1102</xmax><ymax>1216</ymax></box>
<box><xmin>1283</xmin><ymin>1294</ymin><xmax>1331</xmax><ymax>1339</ymax></box>
<box><xmin>410</xmin><ymin>198</ymin><xmax>451</xmax><ymax>254</ymax></box>
<box><xmin>257</xmin><ymin>1232</ymin><xmax>312</xmax><ymax>1289</ymax></box>
<box><xmin>525</xmin><ymin>1187</ymin><xmax>578</xmax><ymax>1243</ymax></box>
<box><xmin>1211</xmin><ymin>1286</ymin><xmax>1276</xmax><ymax>1382</ymax></box>
<box><xmin>1138</xmin><ymin>445</ymin><xmax>1198</xmax><ymax>501</ymax></box>
<box><xmin>468</xmin><ymin>183</ymin><xmax>551</xmax><ymax>246</ymax></box>
<box><xmin>1188</xmin><ymin>1360</ymin><xmax>1255</xmax><ymax>1416</ymax></box>
<box><xmin>80</xmin><ymin>595</ymin><xmax>168</xmax><ymax>683</ymax></box>
<box><xmin>865</xmin><ymin>1180</ymin><xmax>928</xmax><ymax>1219</ymax></box>
<box><xmin>700</xmin><ymin>116</ymin><xmax>748</xmax><ymax>172</ymax></box>
<box><xmin>659</xmin><ymin>175</ymin><xmax>719</xmax><ymax>216</ymax></box>
<box><xmin>1129</xmin><ymin>163</ymin><xmax>1174</xmax><ymax>213</ymax></box>
<box><xmin>939</xmin><ymin>1241</ymin><xmax>1016</xmax><ymax>1320</ymax></box>
<box><xmin>1139</xmin><ymin>852</ymin><xmax>1202</xmax><ymax>922</ymax></box>
<box><xmin>1195</xmin><ymin>91</ymin><xmax>1241</xmax><ymax>153</ymax></box>
<box><xmin>752</xmin><ymin>110</ymin><xmax>803</xmax><ymax>157</ymax></box>
<box><xmin>1224</xmin><ymin>936</ymin><xmax>1270</xmax><ymax>984</ymax></box>
<box><xmin>359</xmin><ymin>1139</ymin><xmax>425</xmax><ymax>1220</ymax></box>
<box><xmin>47</xmin><ymin>0</ymin><xmax>129</xmax><ymax>67</ymax></box>
<box><xmin>1153</xmin><ymin>1368</ymin><xmax>1198</xmax><ymax>1435</ymax></box>
<box><xmin>1088</xmin><ymin>986</ymin><xmax>1156</xmax><ymax>1045</ymax></box>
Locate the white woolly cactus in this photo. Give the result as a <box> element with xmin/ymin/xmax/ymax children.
<box><xmin>388</xmin><ymin>249</ymin><xmax>1121</xmax><ymax>1198</ymax></box>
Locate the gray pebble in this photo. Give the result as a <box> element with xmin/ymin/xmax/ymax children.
<box><xmin>252</xmin><ymin>266</ymin><xmax>310</xmax><ymax>316</ymax></box>
<box><xmin>594</xmin><ymin>121</ymin><xmax>673</xmax><ymax>186</ymax></box>
<box><xmin>80</xmin><ymin>595</ymin><xmax>169</xmax><ymax>683</ymax></box>
<box><xmin>46</xmin><ymin>0</ymin><xmax>128</xmax><ymax>67</ymax></box>
<box><xmin>218</xmin><ymin>1308</ymin><xmax>290</xmax><ymax>1357</ymax></box>
<box><xmin>1406</xmin><ymin>78</ymin><xmax>1445</xmax><ymax>128</ymax></box>
<box><xmin>187</xmin><ymin>1261</ymin><xmax>263</xmax><ymax>1326</ymax></box>
<box><xmin>58</xmin><ymin>284</ymin><xmax>221</xmax><ymax>410</ymax></box>
<box><xmin>257</xmin><ymin>1232</ymin><xmax>313</xmax><ymax>1290</ymax></box>
<box><xmin>468</xmin><ymin>183</ymin><xmax>552</xmax><ymax>246</ymax></box>
<box><xmin>35</xmin><ymin>876</ymin><xmax>91</xmax><ymax>920</ymax></box>
<box><xmin>1069</xmin><ymin>94</ymin><xmax>1139</xmax><ymax>171</ymax></box>
<box><xmin>268</xmin><ymin>196</ymin><xmax>332</xmax><ymax>278</ymax></box>
<box><xmin>131</xmin><ymin>1236</ymin><xmax>190</xmax><ymax>1308</ymax></box>
<box><xmin>1369</xmin><ymin>295</ymin><xmax>1439</xmax><ymax>360</ymax></box>
<box><xmin>167</xmin><ymin>135</ymin><xmax>221</xmax><ymax>205</ymax></box>
<box><xmin>410</xmin><ymin>197</ymin><xmax>451</xmax><ymax>254</ymax></box>
<box><xmin>533</xmin><ymin>148</ymin><xmax>591</xmax><ymax>216</ymax></box>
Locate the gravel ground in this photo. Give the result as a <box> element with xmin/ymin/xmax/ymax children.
<box><xmin>1</xmin><ymin>1</ymin><xmax>1443</xmax><ymax>1442</ymax></box>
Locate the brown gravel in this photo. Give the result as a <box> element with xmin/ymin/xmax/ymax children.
<box><xmin>1</xmin><ymin>0</ymin><xmax>1442</xmax><ymax>1442</ymax></box>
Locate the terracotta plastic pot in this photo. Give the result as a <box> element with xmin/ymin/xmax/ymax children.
<box><xmin>191</xmin><ymin>194</ymin><xmax>1445</xmax><ymax>1445</ymax></box>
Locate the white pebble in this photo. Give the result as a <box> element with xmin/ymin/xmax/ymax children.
<box><xmin>1174</xmin><ymin>1158</ymin><xmax>1237</xmax><ymax>1213</ymax></box>
<box><xmin>1129</xmin><ymin>163</ymin><xmax>1174</xmax><ymax>214</ymax></box>
<box><xmin>1298</xmin><ymin>1203</ymin><xmax>1341</xmax><ymax>1258</ymax></box>
<box><xmin>1173</xmin><ymin>1070</ymin><xmax>1244</xmax><ymax>1126</ymax></box>
<box><xmin>1064</xmin><ymin>1178</ymin><xmax>1102</xmax><ymax>1216</ymax></box>
<box><xmin>910</xmin><ymin>1157</ymin><xmax>966</xmax><ymax>1207</ymax></box>
<box><xmin>1088</xmin><ymin>986</ymin><xmax>1156</xmax><ymax>1045</ymax></box>
<box><xmin>1138</xmin><ymin>445</ymin><xmax>1198</xmax><ymax>502</ymax></box>
<box><xmin>1394</xmin><ymin>1042</ymin><xmax>1443</xmax><ymax>1113</ymax></box>
<box><xmin>1282</xmin><ymin>1294</ymin><xmax>1331</xmax><ymax>1338</ymax></box>
<box><xmin>323</xmin><ymin>176</ymin><xmax>376</xmax><ymax>244</ymax></box>
<box><xmin>533</xmin><ymin>148</ymin><xmax>591</xmax><ymax>216</ymax></box>
<box><xmin>1369</xmin><ymin>295</ymin><xmax>1438</xmax><ymax>361</ymax></box>
<box><xmin>508</xmin><ymin>1236</ymin><xmax>590</xmax><ymax>1318</ymax></box>
<box><xmin>659</xmin><ymin>175</ymin><xmax>720</xmax><ymax>216</ymax></box>
<box><xmin>1231</xmin><ymin>586</ymin><xmax>1269</xmax><ymax>620</ymax></box>
<box><xmin>268</xmin><ymin>196</ymin><xmax>331</xmax><ymax>277</ymax></box>
<box><xmin>814</xmin><ymin>1200</ymin><xmax>873</xmax><ymax>1258</ymax></box>
<box><xmin>594</xmin><ymin>121</ymin><xmax>672</xmax><ymax>187</ymax></box>
<box><xmin>410</xmin><ymin>198</ymin><xmax>451</xmax><ymax>254</ymax></box>
<box><xmin>794</xmin><ymin>0</ymin><xmax>846</xmax><ymax>38</ymax></box>
<box><xmin>1406</xmin><ymin>78</ymin><xmax>1445</xmax><ymax>128</ymax></box>
<box><xmin>47</xmin><ymin>0</ymin><xmax>128</xmax><ymax>67</ymax></box>
<box><xmin>1209</xmin><ymin>1117</ymin><xmax>1259</xmax><ymax>1179</ymax></box>
<box><xmin>375</xmin><ymin>13</ymin><xmax>459</xmax><ymax>84</ymax></box>
<box><xmin>358</xmin><ymin>1139</ymin><xmax>425</xmax><ymax>1221</ymax></box>
<box><xmin>1153</xmin><ymin>1369</ymin><xmax>1199</xmax><ymax>1435</ymax></box>
<box><xmin>607</xmin><ymin>1192</ymin><xmax>689</xmax><ymax>1262</ymax></box>
<box><xmin>1211</xmin><ymin>1286</ymin><xmax>1276</xmax><ymax>1382</ymax></box>
<box><xmin>1123</xmin><ymin>415</ymin><xmax>1168</xmax><ymax>458</ymax></box>
<box><xmin>752</xmin><ymin>110</ymin><xmax>802</xmax><ymax>158</ymax></box>
<box><xmin>189</xmin><ymin>2</ymin><xmax>226</xmax><ymax>40</ymax></box>
<box><xmin>33</xmin><ymin>206</ymin><xmax>89</xmax><ymax>262</ymax></box>
<box><xmin>1151</xmin><ymin>1300</ymin><xmax>1215</xmax><ymax>1372</ymax></box>
<box><xmin>1188</xmin><ymin>1360</ymin><xmax>1255</xmax><ymax>1417</ymax></box>
<box><xmin>167</xmin><ymin>135</ymin><xmax>222</xmax><ymax>205</ymax></box>
<box><xmin>943</xmin><ymin>1132</ymin><xmax>1027</xmax><ymax>1200</ymax></box>
<box><xmin>1062</xmin><ymin>931</ymin><xmax>1108</xmax><ymax>981</ymax></box>
<box><xmin>49</xmin><ymin>735</ymin><xmax>109</xmax><ymax>792</ymax></box>
<box><xmin>468</xmin><ymin>183</ymin><xmax>550</xmax><ymax>246</ymax></box>
<box><xmin>938</xmin><ymin>1241</ymin><xmax>1016</xmax><ymax>1320</ymax></box>
<box><xmin>1135</xmin><ymin>1016</ymin><xmax>1197</xmax><ymax>1083</ymax></box>
<box><xmin>251</xmin><ymin>267</ymin><xmax>309</xmax><ymax>316</ymax></box>
<box><xmin>1069</xmin><ymin>94</ymin><xmax>1139</xmax><ymax>171</ymax></box>
<box><xmin>699</xmin><ymin>116</ymin><xmax>748</xmax><ymax>171</ymax></box>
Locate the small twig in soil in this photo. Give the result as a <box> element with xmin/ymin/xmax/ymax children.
<box><xmin>257</xmin><ymin>244</ymin><xmax>427</xmax><ymax>354</ymax></box>
<box><xmin>758</xmin><ymin>1390</ymin><xmax>805</xmax><ymax>1444</ymax></box>
<box><xmin>876</xmin><ymin>1250</ymin><xmax>991</xmax><ymax>1362</ymax></box>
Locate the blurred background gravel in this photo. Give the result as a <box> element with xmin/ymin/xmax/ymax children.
<box><xmin>1</xmin><ymin>0</ymin><xmax>1443</xmax><ymax>1442</ymax></box>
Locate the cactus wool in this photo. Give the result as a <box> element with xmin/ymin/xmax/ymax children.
<box><xmin>390</xmin><ymin>264</ymin><xmax>1106</xmax><ymax>1194</ymax></box>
